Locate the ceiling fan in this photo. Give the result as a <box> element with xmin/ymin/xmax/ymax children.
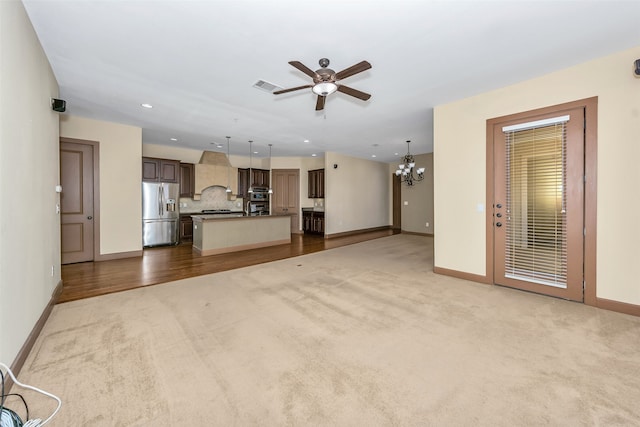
<box><xmin>274</xmin><ymin>58</ymin><xmax>372</xmax><ymax>111</ymax></box>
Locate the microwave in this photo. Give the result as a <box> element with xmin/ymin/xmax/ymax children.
<box><xmin>250</xmin><ymin>188</ymin><xmax>269</xmax><ymax>201</ymax></box>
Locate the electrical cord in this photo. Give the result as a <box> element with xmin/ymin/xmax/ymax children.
<box><xmin>1</xmin><ymin>394</ymin><xmax>29</xmax><ymax>422</ymax></box>
<box><xmin>1</xmin><ymin>368</ymin><xmax>25</xmax><ymax>427</ymax></box>
<box><xmin>0</xmin><ymin>364</ymin><xmax>60</xmax><ymax>427</ymax></box>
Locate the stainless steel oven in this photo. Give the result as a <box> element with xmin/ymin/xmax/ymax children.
<box><xmin>250</xmin><ymin>187</ymin><xmax>270</xmax><ymax>202</ymax></box>
<box><xmin>249</xmin><ymin>201</ymin><xmax>269</xmax><ymax>215</ymax></box>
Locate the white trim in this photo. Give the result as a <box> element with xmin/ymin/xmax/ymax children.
<box><xmin>502</xmin><ymin>115</ymin><xmax>570</xmax><ymax>132</ymax></box>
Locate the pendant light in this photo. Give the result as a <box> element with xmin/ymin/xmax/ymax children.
<box><xmin>268</xmin><ymin>144</ymin><xmax>273</xmax><ymax>194</ymax></box>
<box><xmin>395</xmin><ymin>140</ymin><xmax>425</xmax><ymax>186</ymax></box>
<box><xmin>225</xmin><ymin>136</ymin><xmax>232</xmax><ymax>193</ymax></box>
<box><xmin>248</xmin><ymin>140</ymin><xmax>254</xmax><ymax>194</ymax></box>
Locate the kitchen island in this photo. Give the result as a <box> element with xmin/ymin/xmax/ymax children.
<box><xmin>191</xmin><ymin>214</ymin><xmax>291</xmax><ymax>256</ymax></box>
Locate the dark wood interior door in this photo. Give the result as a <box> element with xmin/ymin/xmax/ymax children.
<box><xmin>272</xmin><ymin>169</ymin><xmax>300</xmax><ymax>233</ymax></box>
<box><xmin>60</xmin><ymin>141</ymin><xmax>95</xmax><ymax>264</ymax></box>
<box><xmin>492</xmin><ymin>107</ymin><xmax>585</xmax><ymax>301</ymax></box>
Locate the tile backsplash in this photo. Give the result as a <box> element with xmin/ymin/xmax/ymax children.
<box><xmin>180</xmin><ymin>186</ymin><xmax>243</xmax><ymax>213</ymax></box>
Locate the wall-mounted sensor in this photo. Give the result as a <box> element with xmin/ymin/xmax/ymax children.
<box><xmin>635</xmin><ymin>59</ymin><xmax>640</xmax><ymax>76</ymax></box>
<box><xmin>333</xmin><ymin>164</ymin><xmax>338</xmax><ymax>169</ymax></box>
<box><xmin>51</xmin><ymin>98</ymin><xmax>66</xmax><ymax>112</ymax></box>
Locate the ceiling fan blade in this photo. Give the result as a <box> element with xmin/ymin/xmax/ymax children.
<box><xmin>288</xmin><ymin>61</ymin><xmax>318</xmax><ymax>79</ymax></box>
<box><xmin>273</xmin><ymin>84</ymin><xmax>313</xmax><ymax>95</ymax></box>
<box><xmin>337</xmin><ymin>85</ymin><xmax>371</xmax><ymax>101</ymax></box>
<box><xmin>335</xmin><ymin>60</ymin><xmax>372</xmax><ymax>80</ymax></box>
<box><xmin>315</xmin><ymin>95</ymin><xmax>326</xmax><ymax>111</ymax></box>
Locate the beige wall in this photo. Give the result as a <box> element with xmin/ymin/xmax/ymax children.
<box><xmin>0</xmin><ymin>0</ymin><xmax>61</xmax><ymax>363</ymax></box>
<box><xmin>434</xmin><ymin>45</ymin><xmax>640</xmax><ymax>305</ymax></box>
<box><xmin>60</xmin><ymin>116</ymin><xmax>142</xmax><ymax>255</ymax></box>
<box><xmin>324</xmin><ymin>152</ymin><xmax>390</xmax><ymax>235</ymax></box>
<box><xmin>392</xmin><ymin>153</ymin><xmax>434</xmax><ymax>234</ymax></box>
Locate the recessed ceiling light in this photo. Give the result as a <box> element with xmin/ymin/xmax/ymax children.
<box><xmin>253</xmin><ymin>151</ymin><xmax>258</xmax><ymax>154</ymax></box>
<box><xmin>311</xmin><ymin>153</ymin><xmax>317</xmax><ymax>157</ymax></box>
<box><xmin>141</xmin><ymin>103</ymin><xmax>153</xmax><ymax>109</ymax></box>
<box><xmin>170</xmin><ymin>138</ymin><xmax>177</xmax><ymax>141</ymax></box>
<box><xmin>303</xmin><ymin>139</ymin><xmax>310</xmax><ymax>143</ymax></box>
<box><xmin>394</xmin><ymin>152</ymin><xmax>399</xmax><ymax>156</ymax></box>
<box><xmin>371</xmin><ymin>154</ymin><xmax>377</xmax><ymax>158</ymax></box>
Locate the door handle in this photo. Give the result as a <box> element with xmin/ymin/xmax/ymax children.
<box><xmin>87</xmin><ymin>216</ymin><xmax>93</xmax><ymax>220</ymax></box>
<box><xmin>496</xmin><ymin>222</ymin><xmax>502</xmax><ymax>227</ymax></box>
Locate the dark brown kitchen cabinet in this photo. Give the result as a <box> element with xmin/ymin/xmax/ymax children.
<box><xmin>302</xmin><ymin>210</ymin><xmax>324</xmax><ymax>235</ymax></box>
<box><xmin>142</xmin><ymin>157</ymin><xmax>179</xmax><ymax>183</ymax></box>
<box><xmin>179</xmin><ymin>214</ymin><xmax>193</xmax><ymax>242</ymax></box>
<box><xmin>237</xmin><ymin>168</ymin><xmax>249</xmax><ymax>199</ymax></box>
<box><xmin>238</xmin><ymin>168</ymin><xmax>270</xmax><ymax>198</ymax></box>
<box><xmin>308</xmin><ymin>168</ymin><xmax>325</xmax><ymax>198</ymax></box>
<box><xmin>251</xmin><ymin>169</ymin><xmax>270</xmax><ymax>187</ymax></box>
<box><xmin>179</xmin><ymin>163</ymin><xmax>195</xmax><ymax>198</ymax></box>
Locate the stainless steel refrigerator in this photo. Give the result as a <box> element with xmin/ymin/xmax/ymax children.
<box><xmin>142</xmin><ymin>182</ymin><xmax>179</xmax><ymax>247</ymax></box>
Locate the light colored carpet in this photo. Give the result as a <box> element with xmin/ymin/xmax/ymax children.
<box><xmin>14</xmin><ymin>235</ymin><xmax>640</xmax><ymax>425</ymax></box>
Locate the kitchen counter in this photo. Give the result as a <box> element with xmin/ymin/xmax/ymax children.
<box><xmin>192</xmin><ymin>214</ymin><xmax>291</xmax><ymax>256</ymax></box>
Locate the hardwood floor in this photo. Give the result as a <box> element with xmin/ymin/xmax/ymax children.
<box><xmin>59</xmin><ymin>229</ymin><xmax>398</xmax><ymax>304</ymax></box>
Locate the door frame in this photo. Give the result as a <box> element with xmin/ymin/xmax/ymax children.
<box><xmin>272</xmin><ymin>168</ymin><xmax>300</xmax><ymax>234</ymax></box>
<box><xmin>485</xmin><ymin>97</ymin><xmax>597</xmax><ymax>306</ymax></box>
<box><xmin>60</xmin><ymin>137</ymin><xmax>101</xmax><ymax>262</ymax></box>
<box><xmin>392</xmin><ymin>173</ymin><xmax>401</xmax><ymax>230</ymax></box>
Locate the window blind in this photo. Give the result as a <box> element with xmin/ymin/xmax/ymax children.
<box><xmin>503</xmin><ymin>119</ymin><xmax>568</xmax><ymax>288</ymax></box>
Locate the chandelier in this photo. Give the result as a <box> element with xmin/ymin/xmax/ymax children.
<box><xmin>395</xmin><ymin>140</ymin><xmax>425</xmax><ymax>186</ymax></box>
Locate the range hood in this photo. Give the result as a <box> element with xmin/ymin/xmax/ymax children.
<box><xmin>193</xmin><ymin>151</ymin><xmax>238</xmax><ymax>200</ymax></box>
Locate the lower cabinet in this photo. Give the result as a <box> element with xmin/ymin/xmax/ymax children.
<box><xmin>302</xmin><ymin>210</ymin><xmax>324</xmax><ymax>235</ymax></box>
<box><xmin>180</xmin><ymin>215</ymin><xmax>194</xmax><ymax>242</ymax></box>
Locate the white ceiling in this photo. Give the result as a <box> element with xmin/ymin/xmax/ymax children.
<box><xmin>22</xmin><ymin>0</ymin><xmax>640</xmax><ymax>162</ymax></box>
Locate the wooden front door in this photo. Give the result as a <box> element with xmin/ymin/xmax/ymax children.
<box><xmin>491</xmin><ymin>106</ymin><xmax>585</xmax><ymax>302</ymax></box>
<box><xmin>60</xmin><ymin>140</ymin><xmax>95</xmax><ymax>264</ymax></box>
<box><xmin>272</xmin><ymin>169</ymin><xmax>300</xmax><ymax>233</ymax></box>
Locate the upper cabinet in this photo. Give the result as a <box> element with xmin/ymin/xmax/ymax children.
<box><xmin>179</xmin><ymin>163</ymin><xmax>195</xmax><ymax>198</ymax></box>
<box><xmin>252</xmin><ymin>169</ymin><xmax>270</xmax><ymax>188</ymax></box>
<box><xmin>237</xmin><ymin>168</ymin><xmax>249</xmax><ymax>199</ymax></box>
<box><xmin>238</xmin><ymin>168</ymin><xmax>270</xmax><ymax>198</ymax></box>
<box><xmin>308</xmin><ymin>168</ymin><xmax>325</xmax><ymax>198</ymax></box>
<box><xmin>142</xmin><ymin>157</ymin><xmax>179</xmax><ymax>183</ymax></box>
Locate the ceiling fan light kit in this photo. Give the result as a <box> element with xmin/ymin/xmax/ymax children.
<box><xmin>312</xmin><ymin>82</ymin><xmax>338</xmax><ymax>96</ymax></box>
<box><xmin>274</xmin><ymin>58</ymin><xmax>371</xmax><ymax>111</ymax></box>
